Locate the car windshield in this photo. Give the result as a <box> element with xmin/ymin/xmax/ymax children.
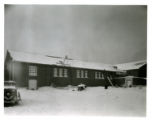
<box><xmin>4</xmin><ymin>81</ymin><xmax>16</xmax><ymax>86</ymax></box>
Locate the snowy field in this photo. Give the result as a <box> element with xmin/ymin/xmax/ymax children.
<box><xmin>4</xmin><ymin>86</ymin><xmax>146</xmax><ymax>117</ymax></box>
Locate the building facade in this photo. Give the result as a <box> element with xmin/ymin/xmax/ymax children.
<box><xmin>5</xmin><ymin>50</ymin><xmax>116</xmax><ymax>88</ymax></box>
<box><xmin>5</xmin><ymin>50</ymin><xmax>147</xmax><ymax>88</ymax></box>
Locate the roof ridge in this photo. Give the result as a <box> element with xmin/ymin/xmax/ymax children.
<box><xmin>8</xmin><ymin>49</ymin><xmax>111</xmax><ymax>65</ymax></box>
<box><xmin>8</xmin><ymin>49</ymin><xmax>65</xmax><ymax>59</ymax></box>
<box><xmin>115</xmin><ymin>60</ymin><xmax>146</xmax><ymax>65</ymax></box>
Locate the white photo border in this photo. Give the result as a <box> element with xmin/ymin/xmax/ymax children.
<box><xmin>0</xmin><ymin>0</ymin><xmax>151</xmax><ymax>120</ymax></box>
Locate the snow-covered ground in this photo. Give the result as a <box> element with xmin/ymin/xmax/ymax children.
<box><xmin>4</xmin><ymin>86</ymin><xmax>146</xmax><ymax>117</ymax></box>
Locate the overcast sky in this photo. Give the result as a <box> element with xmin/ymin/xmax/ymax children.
<box><xmin>5</xmin><ymin>5</ymin><xmax>147</xmax><ymax>64</ymax></box>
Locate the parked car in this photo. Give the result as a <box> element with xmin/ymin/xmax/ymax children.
<box><xmin>4</xmin><ymin>81</ymin><xmax>21</xmax><ymax>104</ymax></box>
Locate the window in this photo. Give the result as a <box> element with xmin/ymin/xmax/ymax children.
<box><xmin>63</xmin><ymin>69</ymin><xmax>68</xmax><ymax>77</ymax></box>
<box><xmin>95</xmin><ymin>72</ymin><xmax>98</xmax><ymax>79</ymax></box>
<box><xmin>95</xmin><ymin>72</ymin><xmax>103</xmax><ymax>79</ymax></box>
<box><xmin>76</xmin><ymin>70</ymin><xmax>88</xmax><ymax>78</ymax></box>
<box><xmin>81</xmin><ymin>70</ymin><xmax>84</xmax><ymax>78</ymax></box>
<box><xmin>99</xmin><ymin>72</ymin><xmax>101</xmax><ymax>79</ymax></box>
<box><xmin>53</xmin><ymin>68</ymin><xmax>68</xmax><ymax>77</ymax></box>
<box><xmin>59</xmin><ymin>68</ymin><xmax>63</xmax><ymax>77</ymax></box>
<box><xmin>54</xmin><ymin>68</ymin><xmax>58</xmax><ymax>77</ymax></box>
<box><xmin>102</xmin><ymin>74</ymin><xmax>104</xmax><ymax>79</ymax></box>
<box><xmin>29</xmin><ymin>66</ymin><xmax>37</xmax><ymax>76</ymax></box>
<box><xmin>76</xmin><ymin>70</ymin><xmax>80</xmax><ymax>78</ymax></box>
<box><xmin>84</xmin><ymin>71</ymin><xmax>88</xmax><ymax>78</ymax></box>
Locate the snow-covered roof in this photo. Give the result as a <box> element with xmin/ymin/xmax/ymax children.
<box><xmin>8</xmin><ymin>50</ymin><xmax>117</xmax><ymax>71</ymax></box>
<box><xmin>115</xmin><ymin>60</ymin><xmax>146</xmax><ymax>70</ymax></box>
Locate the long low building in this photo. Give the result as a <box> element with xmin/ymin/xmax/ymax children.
<box><xmin>5</xmin><ymin>50</ymin><xmax>117</xmax><ymax>88</ymax></box>
<box><xmin>4</xmin><ymin>50</ymin><xmax>147</xmax><ymax>88</ymax></box>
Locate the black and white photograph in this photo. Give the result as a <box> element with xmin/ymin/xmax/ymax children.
<box><xmin>4</xmin><ymin>4</ymin><xmax>147</xmax><ymax>117</ymax></box>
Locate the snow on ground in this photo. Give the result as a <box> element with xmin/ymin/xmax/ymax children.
<box><xmin>4</xmin><ymin>86</ymin><xmax>146</xmax><ymax>117</ymax></box>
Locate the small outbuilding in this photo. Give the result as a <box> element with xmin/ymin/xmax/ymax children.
<box><xmin>114</xmin><ymin>60</ymin><xmax>147</xmax><ymax>86</ymax></box>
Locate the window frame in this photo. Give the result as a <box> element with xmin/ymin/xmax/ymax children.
<box><xmin>29</xmin><ymin>65</ymin><xmax>37</xmax><ymax>76</ymax></box>
<box><xmin>95</xmin><ymin>71</ymin><xmax>104</xmax><ymax>79</ymax></box>
<box><xmin>76</xmin><ymin>70</ymin><xmax>80</xmax><ymax>78</ymax></box>
<box><xmin>76</xmin><ymin>69</ymin><xmax>88</xmax><ymax>78</ymax></box>
<box><xmin>59</xmin><ymin>68</ymin><xmax>63</xmax><ymax>77</ymax></box>
<box><xmin>53</xmin><ymin>67</ymin><xmax>68</xmax><ymax>78</ymax></box>
<box><xmin>63</xmin><ymin>69</ymin><xmax>68</xmax><ymax>77</ymax></box>
<box><xmin>53</xmin><ymin>68</ymin><xmax>58</xmax><ymax>77</ymax></box>
<box><xmin>81</xmin><ymin>70</ymin><xmax>84</xmax><ymax>78</ymax></box>
<box><xmin>84</xmin><ymin>70</ymin><xmax>88</xmax><ymax>78</ymax></box>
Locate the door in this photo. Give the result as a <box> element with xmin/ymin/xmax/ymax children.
<box><xmin>125</xmin><ymin>76</ymin><xmax>133</xmax><ymax>87</ymax></box>
<box><xmin>28</xmin><ymin>79</ymin><xmax>37</xmax><ymax>90</ymax></box>
<box><xmin>127</xmin><ymin>80</ymin><xmax>133</xmax><ymax>87</ymax></box>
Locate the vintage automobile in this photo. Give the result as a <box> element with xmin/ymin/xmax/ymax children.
<box><xmin>4</xmin><ymin>81</ymin><xmax>21</xmax><ymax>104</ymax></box>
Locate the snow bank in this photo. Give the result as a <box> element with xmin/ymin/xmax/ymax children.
<box><xmin>4</xmin><ymin>86</ymin><xmax>146</xmax><ymax>117</ymax></box>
